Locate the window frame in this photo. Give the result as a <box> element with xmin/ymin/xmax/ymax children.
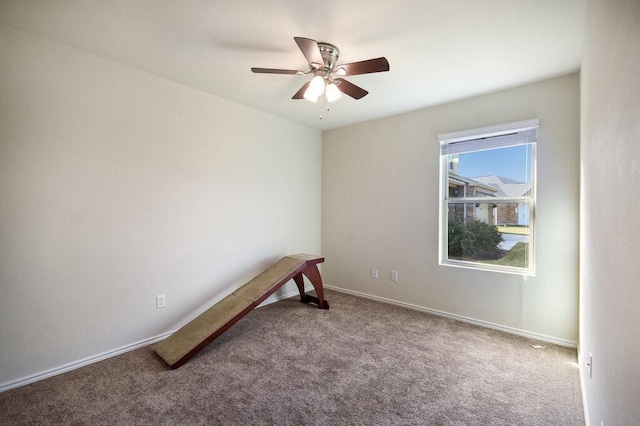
<box><xmin>438</xmin><ymin>119</ymin><xmax>538</xmax><ymax>276</ymax></box>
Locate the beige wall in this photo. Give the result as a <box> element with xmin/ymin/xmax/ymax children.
<box><xmin>580</xmin><ymin>0</ymin><xmax>640</xmax><ymax>424</ymax></box>
<box><xmin>0</xmin><ymin>26</ymin><xmax>321</xmax><ymax>389</ymax></box>
<box><xmin>323</xmin><ymin>73</ymin><xmax>580</xmax><ymax>344</ymax></box>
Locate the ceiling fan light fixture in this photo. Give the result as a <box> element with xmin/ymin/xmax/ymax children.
<box><xmin>325</xmin><ymin>82</ymin><xmax>342</xmax><ymax>102</ymax></box>
<box><xmin>303</xmin><ymin>90</ymin><xmax>319</xmax><ymax>103</ymax></box>
<box><xmin>305</xmin><ymin>75</ymin><xmax>325</xmax><ymax>97</ymax></box>
<box><xmin>335</xmin><ymin>67</ymin><xmax>347</xmax><ymax>76</ymax></box>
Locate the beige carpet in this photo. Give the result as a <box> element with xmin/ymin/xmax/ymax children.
<box><xmin>0</xmin><ymin>290</ymin><xmax>584</xmax><ymax>425</ymax></box>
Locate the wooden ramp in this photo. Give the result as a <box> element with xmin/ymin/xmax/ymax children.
<box><xmin>153</xmin><ymin>254</ymin><xmax>328</xmax><ymax>369</ymax></box>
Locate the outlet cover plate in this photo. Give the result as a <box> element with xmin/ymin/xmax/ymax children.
<box><xmin>156</xmin><ymin>294</ymin><xmax>166</xmax><ymax>309</ymax></box>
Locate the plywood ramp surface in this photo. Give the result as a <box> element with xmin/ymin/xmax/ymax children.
<box><xmin>153</xmin><ymin>254</ymin><xmax>327</xmax><ymax>369</ymax></box>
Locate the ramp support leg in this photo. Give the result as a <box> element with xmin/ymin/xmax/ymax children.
<box><xmin>293</xmin><ymin>263</ymin><xmax>329</xmax><ymax>309</ymax></box>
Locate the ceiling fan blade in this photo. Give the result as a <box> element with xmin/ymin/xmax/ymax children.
<box><xmin>335</xmin><ymin>57</ymin><xmax>390</xmax><ymax>76</ymax></box>
<box><xmin>294</xmin><ymin>37</ymin><xmax>324</xmax><ymax>68</ymax></box>
<box><xmin>292</xmin><ymin>82</ymin><xmax>311</xmax><ymax>99</ymax></box>
<box><xmin>251</xmin><ymin>67</ymin><xmax>302</xmax><ymax>75</ymax></box>
<box><xmin>334</xmin><ymin>78</ymin><xmax>368</xmax><ymax>99</ymax></box>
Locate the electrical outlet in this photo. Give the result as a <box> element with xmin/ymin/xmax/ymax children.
<box><xmin>371</xmin><ymin>268</ymin><xmax>379</xmax><ymax>279</ymax></box>
<box><xmin>156</xmin><ymin>294</ymin><xmax>166</xmax><ymax>309</ymax></box>
<box><xmin>390</xmin><ymin>270</ymin><xmax>399</xmax><ymax>282</ymax></box>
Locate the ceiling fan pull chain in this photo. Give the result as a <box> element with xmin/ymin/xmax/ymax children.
<box><xmin>319</xmin><ymin>91</ymin><xmax>326</xmax><ymax>120</ymax></box>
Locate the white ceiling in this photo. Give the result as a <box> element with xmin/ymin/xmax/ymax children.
<box><xmin>0</xmin><ymin>0</ymin><xmax>586</xmax><ymax>130</ymax></box>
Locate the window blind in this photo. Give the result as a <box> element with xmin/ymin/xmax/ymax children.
<box><xmin>439</xmin><ymin>119</ymin><xmax>539</xmax><ymax>156</ymax></box>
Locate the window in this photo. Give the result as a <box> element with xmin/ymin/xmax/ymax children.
<box><xmin>438</xmin><ymin>119</ymin><xmax>538</xmax><ymax>275</ymax></box>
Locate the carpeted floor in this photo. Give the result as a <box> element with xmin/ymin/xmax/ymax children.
<box><xmin>0</xmin><ymin>290</ymin><xmax>584</xmax><ymax>425</ymax></box>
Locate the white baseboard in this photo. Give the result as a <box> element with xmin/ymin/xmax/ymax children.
<box><xmin>0</xmin><ymin>288</ymin><xmax>302</xmax><ymax>394</ymax></box>
<box><xmin>325</xmin><ymin>285</ymin><xmax>577</xmax><ymax>348</ymax></box>
<box><xmin>576</xmin><ymin>347</ymin><xmax>591</xmax><ymax>426</ymax></box>
<box><xmin>0</xmin><ymin>332</ymin><xmax>172</xmax><ymax>394</ymax></box>
<box><xmin>3</xmin><ymin>285</ymin><xmax>574</xmax><ymax>394</ymax></box>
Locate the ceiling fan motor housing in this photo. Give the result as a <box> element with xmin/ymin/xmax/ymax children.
<box><xmin>317</xmin><ymin>42</ymin><xmax>339</xmax><ymax>71</ymax></box>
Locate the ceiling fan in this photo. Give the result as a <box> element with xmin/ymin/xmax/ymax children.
<box><xmin>251</xmin><ymin>37</ymin><xmax>389</xmax><ymax>103</ymax></box>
